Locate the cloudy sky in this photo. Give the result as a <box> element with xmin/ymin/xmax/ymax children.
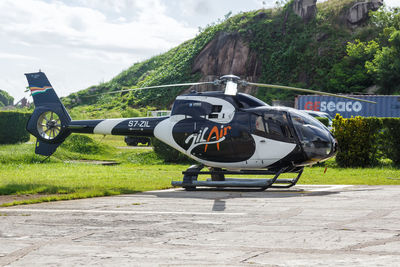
<box><xmin>1</xmin><ymin>0</ymin><xmax>399</xmax><ymax>103</ymax></box>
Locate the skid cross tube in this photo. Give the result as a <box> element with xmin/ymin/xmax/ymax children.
<box><xmin>171</xmin><ymin>166</ymin><xmax>304</xmax><ymax>191</ymax></box>
<box><xmin>270</xmin><ymin>168</ymin><xmax>303</xmax><ymax>189</ymax></box>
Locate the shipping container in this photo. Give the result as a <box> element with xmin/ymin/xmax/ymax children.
<box><xmin>295</xmin><ymin>95</ymin><xmax>400</xmax><ymax>118</ymax></box>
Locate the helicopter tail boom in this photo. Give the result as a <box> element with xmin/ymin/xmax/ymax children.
<box><xmin>68</xmin><ymin>116</ymin><xmax>167</xmax><ymax>137</ymax></box>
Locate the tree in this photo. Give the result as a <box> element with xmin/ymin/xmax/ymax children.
<box><xmin>0</xmin><ymin>90</ymin><xmax>14</xmax><ymax>106</ymax></box>
<box><xmin>366</xmin><ymin>30</ymin><xmax>400</xmax><ymax>94</ymax></box>
<box><xmin>325</xmin><ymin>40</ymin><xmax>378</xmax><ymax>94</ymax></box>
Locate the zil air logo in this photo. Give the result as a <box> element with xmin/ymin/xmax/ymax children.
<box><xmin>185</xmin><ymin>125</ymin><xmax>231</xmax><ymax>153</ymax></box>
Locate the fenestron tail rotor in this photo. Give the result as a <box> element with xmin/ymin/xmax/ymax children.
<box><xmin>37</xmin><ymin>111</ymin><xmax>62</xmax><ymax>140</ymax></box>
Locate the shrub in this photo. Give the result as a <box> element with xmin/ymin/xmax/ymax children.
<box><xmin>332</xmin><ymin>115</ymin><xmax>382</xmax><ymax>167</ymax></box>
<box><xmin>61</xmin><ymin>134</ymin><xmax>111</xmax><ymax>154</ymax></box>
<box><xmin>0</xmin><ymin>111</ymin><xmax>31</xmax><ymax>144</ymax></box>
<box><xmin>381</xmin><ymin>118</ymin><xmax>400</xmax><ymax>165</ymax></box>
<box><xmin>152</xmin><ymin>137</ymin><xmax>193</xmax><ymax>163</ymax></box>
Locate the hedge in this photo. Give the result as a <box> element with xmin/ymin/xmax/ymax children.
<box><xmin>380</xmin><ymin>118</ymin><xmax>400</xmax><ymax>165</ymax></box>
<box><xmin>0</xmin><ymin>111</ymin><xmax>31</xmax><ymax>144</ymax></box>
<box><xmin>332</xmin><ymin>115</ymin><xmax>400</xmax><ymax>167</ymax></box>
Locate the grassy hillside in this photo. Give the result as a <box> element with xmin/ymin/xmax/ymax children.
<box><xmin>62</xmin><ymin>0</ymin><xmax>400</xmax><ymax>115</ymax></box>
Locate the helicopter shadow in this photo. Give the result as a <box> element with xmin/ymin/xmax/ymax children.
<box><xmin>140</xmin><ymin>187</ymin><xmax>341</xmax><ymax>212</ymax></box>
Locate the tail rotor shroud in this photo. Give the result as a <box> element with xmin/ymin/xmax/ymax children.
<box><xmin>37</xmin><ymin>111</ymin><xmax>62</xmax><ymax>140</ymax></box>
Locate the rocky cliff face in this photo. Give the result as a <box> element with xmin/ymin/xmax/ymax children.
<box><xmin>293</xmin><ymin>0</ymin><xmax>317</xmax><ymax>21</ymax></box>
<box><xmin>190</xmin><ymin>32</ymin><xmax>261</xmax><ymax>93</ymax></box>
<box><xmin>346</xmin><ymin>0</ymin><xmax>383</xmax><ymax>26</ymax></box>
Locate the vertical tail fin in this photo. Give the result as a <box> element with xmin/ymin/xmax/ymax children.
<box><xmin>25</xmin><ymin>72</ymin><xmax>71</xmax><ymax>156</ymax></box>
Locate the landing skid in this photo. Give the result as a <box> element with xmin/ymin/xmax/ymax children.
<box><xmin>171</xmin><ymin>165</ymin><xmax>304</xmax><ymax>191</ymax></box>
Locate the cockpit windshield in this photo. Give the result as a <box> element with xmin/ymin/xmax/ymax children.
<box><xmin>290</xmin><ymin>110</ymin><xmax>328</xmax><ymax>130</ymax></box>
<box><xmin>289</xmin><ymin>109</ymin><xmax>333</xmax><ymax>159</ymax></box>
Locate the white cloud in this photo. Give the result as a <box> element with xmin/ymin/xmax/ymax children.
<box><xmin>385</xmin><ymin>0</ymin><xmax>400</xmax><ymax>8</ymax></box>
<box><xmin>0</xmin><ymin>0</ymin><xmax>198</xmax><ymax>102</ymax></box>
<box><xmin>0</xmin><ymin>0</ymin><xmax>195</xmax><ymax>54</ymax></box>
<box><xmin>0</xmin><ymin>53</ymin><xmax>37</xmax><ymax>60</ymax></box>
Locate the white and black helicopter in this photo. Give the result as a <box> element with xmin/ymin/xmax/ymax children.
<box><xmin>25</xmin><ymin>72</ymin><xmax>374</xmax><ymax>190</ymax></box>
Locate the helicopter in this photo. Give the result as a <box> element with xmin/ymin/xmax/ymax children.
<box><xmin>25</xmin><ymin>72</ymin><xmax>375</xmax><ymax>190</ymax></box>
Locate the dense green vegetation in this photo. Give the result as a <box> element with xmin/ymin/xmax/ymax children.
<box><xmin>333</xmin><ymin>115</ymin><xmax>400</xmax><ymax>167</ymax></box>
<box><xmin>0</xmin><ymin>111</ymin><xmax>31</xmax><ymax>144</ymax></box>
<box><xmin>61</xmin><ymin>0</ymin><xmax>400</xmax><ymax>116</ymax></box>
<box><xmin>0</xmin><ymin>89</ymin><xmax>13</xmax><ymax>107</ymax></box>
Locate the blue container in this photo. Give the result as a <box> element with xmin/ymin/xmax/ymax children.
<box><xmin>295</xmin><ymin>95</ymin><xmax>400</xmax><ymax>118</ymax></box>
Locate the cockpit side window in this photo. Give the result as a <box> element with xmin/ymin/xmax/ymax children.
<box><xmin>252</xmin><ymin>111</ymin><xmax>295</xmax><ymax>143</ymax></box>
<box><xmin>263</xmin><ymin>112</ymin><xmax>294</xmax><ymax>141</ymax></box>
<box><xmin>255</xmin><ymin>116</ymin><xmax>267</xmax><ymax>137</ymax></box>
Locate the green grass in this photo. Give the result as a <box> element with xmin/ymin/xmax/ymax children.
<box><xmin>1</xmin><ymin>134</ymin><xmax>400</xmax><ymax>207</ymax></box>
<box><xmin>0</xmin><ymin>135</ymin><xmax>187</xmax><ymax>206</ymax></box>
<box><xmin>88</xmin><ymin>134</ymin><xmax>127</xmax><ymax>147</ymax></box>
<box><xmin>301</xmin><ymin>165</ymin><xmax>400</xmax><ymax>185</ymax></box>
<box><xmin>0</xmin><ymin>162</ymin><xmax>185</xmax><ymax>206</ymax></box>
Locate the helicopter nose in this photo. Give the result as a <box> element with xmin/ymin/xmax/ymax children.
<box><xmin>300</xmin><ymin>128</ymin><xmax>337</xmax><ymax>163</ymax></box>
<box><xmin>312</xmin><ymin>132</ymin><xmax>337</xmax><ymax>161</ymax></box>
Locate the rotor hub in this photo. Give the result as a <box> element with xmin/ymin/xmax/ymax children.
<box><xmin>219</xmin><ymin>74</ymin><xmax>241</xmax><ymax>83</ymax></box>
<box><xmin>46</xmin><ymin>120</ymin><xmax>57</xmax><ymax>128</ymax></box>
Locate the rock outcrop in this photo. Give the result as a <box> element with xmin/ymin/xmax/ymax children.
<box><xmin>293</xmin><ymin>0</ymin><xmax>317</xmax><ymax>22</ymax></box>
<box><xmin>346</xmin><ymin>0</ymin><xmax>383</xmax><ymax>25</ymax></box>
<box><xmin>191</xmin><ymin>32</ymin><xmax>261</xmax><ymax>91</ymax></box>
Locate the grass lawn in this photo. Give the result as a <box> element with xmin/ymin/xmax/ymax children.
<box><xmin>301</xmin><ymin>166</ymin><xmax>400</xmax><ymax>185</ymax></box>
<box><xmin>1</xmin><ymin>134</ymin><xmax>400</xmax><ymax>206</ymax></box>
<box><xmin>0</xmin><ymin>162</ymin><xmax>184</xmax><ymax>206</ymax></box>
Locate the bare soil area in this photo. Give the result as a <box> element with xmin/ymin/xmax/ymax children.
<box><xmin>0</xmin><ymin>194</ymin><xmax>50</xmax><ymax>205</ymax></box>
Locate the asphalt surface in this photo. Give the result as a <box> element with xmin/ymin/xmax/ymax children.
<box><xmin>1</xmin><ymin>185</ymin><xmax>400</xmax><ymax>266</ymax></box>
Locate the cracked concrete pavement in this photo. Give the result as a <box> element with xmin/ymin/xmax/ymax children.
<box><xmin>1</xmin><ymin>185</ymin><xmax>400</xmax><ymax>266</ymax></box>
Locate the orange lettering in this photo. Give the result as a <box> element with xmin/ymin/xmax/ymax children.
<box><xmin>204</xmin><ymin>125</ymin><xmax>232</xmax><ymax>153</ymax></box>
<box><xmin>224</xmin><ymin>126</ymin><xmax>231</xmax><ymax>135</ymax></box>
<box><xmin>204</xmin><ymin>126</ymin><xmax>220</xmax><ymax>152</ymax></box>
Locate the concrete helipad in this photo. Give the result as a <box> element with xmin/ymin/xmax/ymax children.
<box><xmin>1</xmin><ymin>185</ymin><xmax>400</xmax><ymax>266</ymax></box>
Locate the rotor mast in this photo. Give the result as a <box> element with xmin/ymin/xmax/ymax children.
<box><xmin>220</xmin><ymin>75</ymin><xmax>240</xmax><ymax>95</ymax></box>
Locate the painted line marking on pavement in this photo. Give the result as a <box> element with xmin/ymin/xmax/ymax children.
<box><xmin>303</xmin><ymin>185</ymin><xmax>353</xmax><ymax>192</ymax></box>
<box><xmin>0</xmin><ymin>208</ymin><xmax>246</xmax><ymax>216</ymax></box>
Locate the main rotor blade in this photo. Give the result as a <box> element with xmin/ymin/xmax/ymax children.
<box><xmin>247</xmin><ymin>82</ymin><xmax>376</xmax><ymax>104</ymax></box>
<box><xmin>96</xmin><ymin>81</ymin><xmax>216</xmax><ymax>96</ymax></box>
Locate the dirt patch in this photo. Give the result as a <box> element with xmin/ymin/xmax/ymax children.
<box><xmin>0</xmin><ymin>194</ymin><xmax>53</xmax><ymax>205</ymax></box>
<box><xmin>117</xmin><ymin>146</ymin><xmax>152</xmax><ymax>150</ymax></box>
<box><xmin>64</xmin><ymin>160</ymin><xmax>119</xmax><ymax>166</ymax></box>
